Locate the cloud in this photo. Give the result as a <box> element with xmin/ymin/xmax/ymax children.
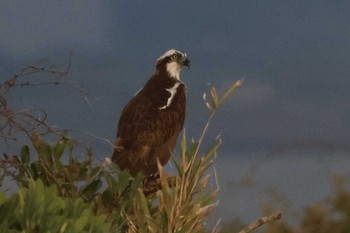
<box><xmin>0</xmin><ymin>1</ymin><xmax>109</xmax><ymax>55</ymax></box>
<box><xmin>231</xmin><ymin>80</ymin><xmax>275</xmax><ymax>103</ymax></box>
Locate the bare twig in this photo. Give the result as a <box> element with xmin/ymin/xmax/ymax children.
<box><xmin>0</xmin><ymin>54</ymin><xmax>88</xmax><ymax>143</ymax></box>
<box><xmin>237</xmin><ymin>211</ymin><xmax>282</xmax><ymax>233</ymax></box>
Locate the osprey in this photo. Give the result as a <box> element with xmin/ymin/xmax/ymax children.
<box><xmin>112</xmin><ymin>49</ymin><xmax>190</xmax><ymax>176</ymax></box>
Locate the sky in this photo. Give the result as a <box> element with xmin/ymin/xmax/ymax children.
<box><xmin>1</xmin><ymin>0</ymin><xmax>350</xmax><ymax>226</ymax></box>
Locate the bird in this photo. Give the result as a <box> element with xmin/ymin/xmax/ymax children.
<box><xmin>112</xmin><ymin>49</ymin><xmax>190</xmax><ymax>177</ymax></box>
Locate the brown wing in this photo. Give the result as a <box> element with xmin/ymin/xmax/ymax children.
<box><xmin>112</xmin><ymin>82</ymin><xmax>186</xmax><ymax>176</ymax></box>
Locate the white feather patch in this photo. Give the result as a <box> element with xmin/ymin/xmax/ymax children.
<box><xmin>159</xmin><ymin>82</ymin><xmax>181</xmax><ymax>110</ymax></box>
<box><xmin>166</xmin><ymin>61</ymin><xmax>181</xmax><ymax>80</ymax></box>
<box><xmin>157</xmin><ymin>49</ymin><xmax>186</xmax><ymax>62</ymax></box>
<box><xmin>157</xmin><ymin>49</ymin><xmax>178</xmax><ymax>61</ymax></box>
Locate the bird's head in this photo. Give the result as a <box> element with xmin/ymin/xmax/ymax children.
<box><xmin>156</xmin><ymin>49</ymin><xmax>190</xmax><ymax>80</ymax></box>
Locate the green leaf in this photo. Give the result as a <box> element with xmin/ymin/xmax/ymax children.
<box><xmin>137</xmin><ymin>188</ymin><xmax>151</xmax><ymax>217</ymax></box>
<box><xmin>80</xmin><ymin>179</ymin><xmax>102</xmax><ymax>200</ymax></box>
<box><xmin>116</xmin><ymin>169</ymin><xmax>132</xmax><ymax>195</ymax></box>
<box><xmin>72</xmin><ymin>209</ymin><xmax>90</xmax><ymax>232</ymax></box>
<box><xmin>54</xmin><ymin>138</ymin><xmax>66</xmax><ymax>160</ymax></box>
<box><xmin>20</xmin><ymin>145</ymin><xmax>30</xmax><ymax>164</ymax></box>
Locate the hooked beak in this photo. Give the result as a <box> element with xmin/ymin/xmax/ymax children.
<box><xmin>182</xmin><ymin>58</ymin><xmax>191</xmax><ymax>69</ymax></box>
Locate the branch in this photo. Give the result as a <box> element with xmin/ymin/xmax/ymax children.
<box><xmin>0</xmin><ymin>54</ymin><xmax>92</xmax><ymax>142</ymax></box>
<box><xmin>237</xmin><ymin>211</ymin><xmax>282</xmax><ymax>233</ymax></box>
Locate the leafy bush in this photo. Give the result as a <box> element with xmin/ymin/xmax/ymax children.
<box><xmin>0</xmin><ymin>179</ymin><xmax>111</xmax><ymax>233</ymax></box>
<box><xmin>2</xmin><ymin>129</ymin><xmax>221</xmax><ymax>232</ymax></box>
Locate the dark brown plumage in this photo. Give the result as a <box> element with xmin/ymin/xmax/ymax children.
<box><xmin>112</xmin><ymin>49</ymin><xmax>190</xmax><ymax>176</ymax></box>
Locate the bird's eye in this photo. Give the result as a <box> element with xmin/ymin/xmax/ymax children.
<box><xmin>172</xmin><ymin>54</ymin><xmax>178</xmax><ymax>60</ymax></box>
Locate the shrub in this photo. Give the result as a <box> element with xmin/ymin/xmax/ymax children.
<box><xmin>0</xmin><ymin>179</ymin><xmax>111</xmax><ymax>233</ymax></box>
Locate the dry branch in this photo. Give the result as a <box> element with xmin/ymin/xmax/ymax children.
<box><xmin>237</xmin><ymin>211</ymin><xmax>282</xmax><ymax>233</ymax></box>
<box><xmin>0</xmin><ymin>56</ymin><xmax>77</xmax><ymax>142</ymax></box>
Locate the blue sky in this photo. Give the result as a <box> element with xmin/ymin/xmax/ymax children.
<box><xmin>1</xmin><ymin>0</ymin><xmax>350</xmax><ymax>225</ymax></box>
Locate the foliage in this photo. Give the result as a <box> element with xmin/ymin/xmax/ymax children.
<box><xmin>0</xmin><ymin>179</ymin><xmax>111</xmax><ymax>233</ymax></box>
<box><xmin>0</xmin><ymin>63</ymin><xmax>245</xmax><ymax>232</ymax></box>
<box><xmin>1</xmin><ymin>130</ymin><xmax>220</xmax><ymax>233</ymax></box>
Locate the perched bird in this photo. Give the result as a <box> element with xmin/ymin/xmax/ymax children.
<box><xmin>112</xmin><ymin>49</ymin><xmax>190</xmax><ymax>177</ymax></box>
